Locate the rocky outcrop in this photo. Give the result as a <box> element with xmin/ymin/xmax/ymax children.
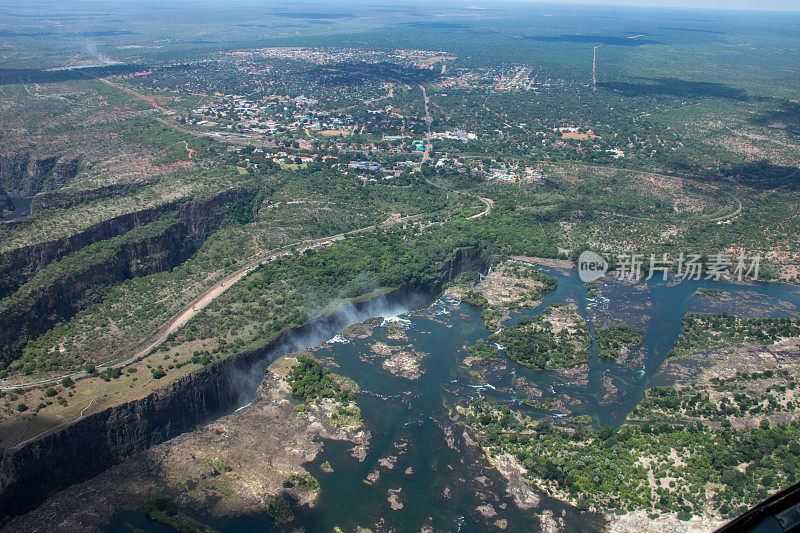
<box><xmin>0</xmin><ymin>247</ymin><xmax>489</xmax><ymax>521</ymax></box>
<box><xmin>0</xmin><ymin>153</ymin><xmax>80</xmax><ymax>196</ymax></box>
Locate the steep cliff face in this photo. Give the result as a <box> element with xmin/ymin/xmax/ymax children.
<box><xmin>0</xmin><ymin>188</ymin><xmax>248</xmax><ymax>364</ymax></box>
<box><xmin>0</xmin><ymin>248</ymin><xmax>489</xmax><ymax>521</ymax></box>
<box><xmin>0</xmin><ymin>217</ymin><xmax>191</xmax><ymax>361</ymax></box>
<box><xmin>0</xmin><ymin>188</ymin><xmax>245</xmax><ymax>300</ymax></box>
<box><xmin>29</xmin><ymin>181</ymin><xmax>152</xmax><ymax>213</ymax></box>
<box><xmin>0</xmin><ymin>356</ymin><xmax>241</xmax><ymax>522</ymax></box>
<box><xmin>436</xmin><ymin>247</ymin><xmax>490</xmax><ymax>292</ymax></box>
<box><xmin>0</xmin><ymin>188</ymin><xmax>12</xmax><ymax>214</ymax></box>
<box><xmin>0</xmin><ymin>153</ymin><xmax>81</xmax><ymax>195</ymax></box>
<box><xmin>0</xmin><ymin>154</ymin><xmax>29</xmax><ymax>193</ymax></box>
<box><xmin>0</xmin><ymin>202</ymin><xmax>175</xmax><ymax>299</ymax></box>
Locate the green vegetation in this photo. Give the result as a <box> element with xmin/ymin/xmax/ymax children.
<box><xmin>462</xmin><ymin>290</ymin><xmax>489</xmax><ymax>309</ymax></box>
<box><xmin>3</xmin><ymin>9</ymin><xmax>800</xmax><ymax>529</ymax></box>
<box><xmin>695</xmin><ymin>288</ymin><xmax>727</xmax><ymax>297</ymax></box>
<box><xmin>505</xmin><ymin>262</ymin><xmax>558</xmax><ymax>300</ymax></box>
<box><xmin>480</xmin><ymin>309</ymin><xmax>503</xmax><ymax>330</ymax></box>
<box><xmin>0</xmin><ymin>214</ymin><xmax>190</xmax><ymax>368</ymax></box>
<box><xmin>670</xmin><ymin>313</ymin><xmax>800</xmax><ymax>360</ymax></box>
<box><xmin>284</xmin><ymin>472</ymin><xmax>320</xmax><ymax>492</ymax></box>
<box><xmin>287</xmin><ymin>355</ymin><xmax>354</xmax><ymax>404</ymax></box>
<box><xmin>1</xmin><ymin>6</ymin><xmax>800</xmax><ymax>532</ymax></box>
<box><xmin>491</xmin><ymin>305</ymin><xmax>590</xmax><ymax>370</ymax></box>
<box><xmin>631</xmin><ymin>368</ymin><xmax>800</xmax><ymax>426</ymax></box>
<box><xmin>595</xmin><ymin>324</ymin><xmax>644</xmax><ymax>360</ymax></box>
<box><xmin>265</xmin><ymin>494</ymin><xmax>294</xmax><ymax>525</ymax></box>
<box><xmin>144</xmin><ymin>490</ymin><xmax>217</xmax><ymax>533</ymax></box>
<box><xmin>444</xmin><ymin>271</ymin><xmax>481</xmax><ymax>289</ymax></box>
<box><xmin>210</xmin><ymin>459</ymin><xmax>232</xmax><ymax>475</ymax></box>
<box><xmin>330</xmin><ymin>403</ymin><xmax>363</xmax><ymax>427</ymax></box>
<box><xmin>467</xmin><ymin>340</ymin><xmax>500</xmax><ymax>360</ymax></box>
<box><xmin>465</xmin><ymin>398</ymin><xmax>800</xmax><ymax>520</ymax></box>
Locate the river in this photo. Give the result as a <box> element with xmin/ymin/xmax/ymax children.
<box><xmin>106</xmin><ymin>264</ymin><xmax>800</xmax><ymax>532</ymax></box>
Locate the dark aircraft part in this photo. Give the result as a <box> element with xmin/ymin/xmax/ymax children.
<box><xmin>717</xmin><ymin>482</ymin><xmax>800</xmax><ymax>532</ymax></box>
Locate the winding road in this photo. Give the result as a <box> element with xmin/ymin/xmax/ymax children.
<box><xmin>0</xmin><ymin>213</ymin><xmax>426</xmax><ymax>392</ymax></box>
<box><xmin>416</xmin><ymin>84</ymin><xmax>493</xmax><ymax>219</ymax></box>
<box><xmin>419</xmin><ymin>84</ymin><xmax>433</xmax><ymax>169</ymax></box>
<box><xmin>469</xmin><ymin>196</ymin><xmax>494</xmax><ymax>219</ymax></box>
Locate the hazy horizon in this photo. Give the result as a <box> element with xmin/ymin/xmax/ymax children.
<box><xmin>2</xmin><ymin>0</ymin><xmax>799</xmax><ymax>13</ymax></box>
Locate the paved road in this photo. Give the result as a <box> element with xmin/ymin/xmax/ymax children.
<box><xmin>415</xmin><ymin>84</ymin><xmax>493</xmax><ymax>220</ymax></box>
<box><xmin>469</xmin><ymin>196</ymin><xmax>494</xmax><ymax>219</ymax></box>
<box><xmin>419</xmin><ymin>84</ymin><xmax>433</xmax><ymax>169</ymax></box>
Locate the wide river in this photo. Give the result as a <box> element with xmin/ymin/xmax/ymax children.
<box><xmin>107</xmin><ymin>264</ymin><xmax>800</xmax><ymax>532</ymax></box>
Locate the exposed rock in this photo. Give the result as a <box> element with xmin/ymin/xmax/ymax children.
<box><xmin>0</xmin><ymin>152</ymin><xmax>80</xmax><ymax>196</ymax></box>
<box><xmin>30</xmin><ymin>181</ymin><xmax>152</xmax><ymax>213</ymax></box>
<box><xmin>0</xmin><ymin>187</ymin><xmax>13</xmax><ymax>214</ymax></box>
<box><xmin>473</xmin><ymin>260</ymin><xmax>554</xmax><ymax>309</ymax></box>
<box><xmin>600</xmin><ymin>373</ymin><xmax>621</xmax><ymax>406</ymax></box>
<box><xmin>555</xmin><ymin>363</ymin><xmax>590</xmax><ymax>387</ymax></box>
<box><xmin>0</xmin><ymin>188</ymin><xmax>248</xmax><ymax>362</ymax></box>
<box><xmin>370</xmin><ymin>342</ymin><xmax>427</xmax><ymax>380</ymax></box>
<box><xmin>365</xmin><ymin>470</ymin><xmax>380</xmax><ymax>484</ymax></box>
<box><xmin>608</xmin><ymin>509</ymin><xmax>724</xmax><ymax>533</ymax></box>
<box><xmin>342</xmin><ymin>318</ymin><xmax>379</xmax><ymax>340</ymax></box>
<box><xmin>476</xmin><ymin>503</ymin><xmax>497</xmax><ymax>518</ymax></box>
<box><xmin>4</xmin><ymin>356</ymin><xmax>369</xmax><ymax>529</ymax></box>
<box><xmin>378</xmin><ymin>455</ymin><xmax>398</xmax><ymax>469</ymax></box>
<box><xmin>387</xmin><ymin>488</ymin><xmax>404</xmax><ymax>510</ymax></box>
<box><xmin>489</xmin><ymin>453</ymin><xmax>540</xmax><ymax>509</ymax></box>
<box><xmin>540</xmin><ymin>509</ymin><xmax>564</xmax><ymax>532</ymax></box>
<box><xmin>349</xmin><ymin>444</ymin><xmax>368</xmax><ymax>462</ymax></box>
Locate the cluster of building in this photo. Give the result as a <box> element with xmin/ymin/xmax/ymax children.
<box><xmin>438</xmin><ymin>65</ymin><xmax>550</xmax><ymax>92</ymax></box>
<box><xmin>345</xmin><ymin>160</ymin><xmax>418</xmax><ymax>179</ymax></box>
<box><xmin>189</xmin><ymin>93</ymin><xmax>359</xmax><ymax>135</ymax></box>
<box><xmin>228</xmin><ymin>47</ymin><xmax>455</xmax><ymax>71</ymax></box>
<box><xmin>483</xmin><ymin>162</ymin><xmax>547</xmax><ymax>183</ymax></box>
<box><xmin>431</xmin><ymin>130</ymin><xmax>478</xmax><ymax>141</ymax></box>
